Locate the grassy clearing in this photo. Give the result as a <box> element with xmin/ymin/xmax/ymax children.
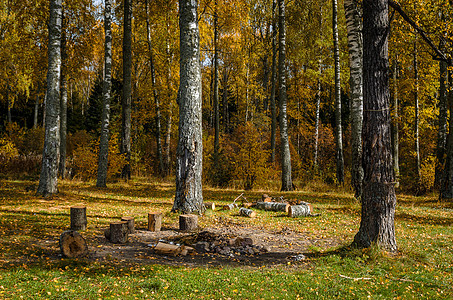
<box><xmin>0</xmin><ymin>178</ymin><xmax>452</xmax><ymax>299</ymax></box>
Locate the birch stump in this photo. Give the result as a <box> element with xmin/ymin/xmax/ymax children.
<box><xmin>148</xmin><ymin>212</ymin><xmax>162</xmax><ymax>231</ymax></box>
<box><xmin>179</xmin><ymin>214</ymin><xmax>198</xmax><ymax>231</ymax></box>
<box><xmin>59</xmin><ymin>230</ymin><xmax>88</xmax><ymax>258</ymax></box>
<box><xmin>121</xmin><ymin>216</ymin><xmax>135</xmax><ymax>234</ymax></box>
<box><xmin>70</xmin><ymin>205</ymin><xmax>87</xmax><ymax>231</ymax></box>
<box><xmin>109</xmin><ymin>221</ymin><xmax>128</xmax><ymax>243</ymax></box>
<box><xmin>239</xmin><ymin>207</ymin><xmax>256</xmax><ymax>218</ymax></box>
<box><xmin>288</xmin><ymin>202</ymin><xmax>312</xmax><ymax>217</ymax></box>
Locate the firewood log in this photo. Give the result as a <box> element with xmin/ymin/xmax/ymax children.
<box><xmin>288</xmin><ymin>202</ymin><xmax>312</xmax><ymax>217</ymax></box>
<box><xmin>239</xmin><ymin>207</ymin><xmax>256</xmax><ymax>218</ymax></box>
<box><xmin>154</xmin><ymin>242</ymin><xmax>181</xmax><ymax>256</ymax></box>
<box><xmin>255</xmin><ymin>201</ymin><xmax>289</xmax><ymax>212</ymax></box>
<box><xmin>59</xmin><ymin>230</ymin><xmax>88</xmax><ymax>258</ymax></box>
<box><xmin>148</xmin><ymin>212</ymin><xmax>162</xmax><ymax>231</ymax></box>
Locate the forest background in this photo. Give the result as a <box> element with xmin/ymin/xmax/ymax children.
<box><xmin>0</xmin><ymin>0</ymin><xmax>451</xmax><ymax>195</ymax></box>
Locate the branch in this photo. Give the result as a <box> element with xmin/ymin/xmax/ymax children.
<box><xmin>388</xmin><ymin>0</ymin><xmax>449</xmax><ymax>63</ymax></box>
<box><xmin>339</xmin><ymin>274</ymin><xmax>372</xmax><ymax>281</ymax></box>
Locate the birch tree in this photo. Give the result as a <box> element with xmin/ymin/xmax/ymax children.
<box><xmin>173</xmin><ymin>0</ymin><xmax>204</xmax><ymax>214</ymax></box>
<box><xmin>37</xmin><ymin>0</ymin><xmax>62</xmax><ymax>197</ymax></box>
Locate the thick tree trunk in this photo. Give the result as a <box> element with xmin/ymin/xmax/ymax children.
<box><xmin>332</xmin><ymin>0</ymin><xmax>344</xmax><ymax>185</ymax></box>
<box><xmin>37</xmin><ymin>0</ymin><xmax>62</xmax><ymax>197</ymax></box>
<box><xmin>414</xmin><ymin>36</ymin><xmax>421</xmax><ymax>193</ymax></box>
<box><xmin>173</xmin><ymin>0</ymin><xmax>205</xmax><ymax>214</ymax></box>
<box><xmin>277</xmin><ymin>0</ymin><xmax>293</xmax><ymax>191</ymax></box>
<box><xmin>344</xmin><ymin>0</ymin><xmax>363</xmax><ymax>197</ymax></box>
<box><xmin>441</xmin><ymin>68</ymin><xmax>453</xmax><ymax>199</ymax></box>
<box><xmin>145</xmin><ymin>0</ymin><xmax>164</xmax><ymax>176</ymax></box>
<box><xmin>435</xmin><ymin>60</ymin><xmax>448</xmax><ymax>189</ymax></box>
<box><xmin>270</xmin><ymin>0</ymin><xmax>277</xmax><ymax>163</ymax></box>
<box><xmin>354</xmin><ymin>0</ymin><xmax>397</xmax><ymax>253</ymax></box>
<box><xmin>121</xmin><ymin>0</ymin><xmax>132</xmax><ymax>180</ymax></box>
<box><xmin>59</xmin><ymin>19</ymin><xmax>68</xmax><ymax>179</ymax></box>
<box><xmin>96</xmin><ymin>0</ymin><xmax>113</xmax><ymax>188</ymax></box>
<box><xmin>391</xmin><ymin>57</ymin><xmax>400</xmax><ymax>188</ymax></box>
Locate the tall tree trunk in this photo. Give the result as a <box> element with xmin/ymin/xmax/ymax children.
<box><xmin>37</xmin><ymin>0</ymin><xmax>62</xmax><ymax>197</ymax></box>
<box><xmin>344</xmin><ymin>0</ymin><xmax>363</xmax><ymax>197</ymax></box>
<box><xmin>414</xmin><ymin>35</ymin><xmax>421</xmax><ymax>193</ymax></box>
<box><xmin>278</xmin><ymin>0</ymin><xmax>293</xmax><ymax>191</ymax></box>
<box><xmin>145</xmin><ymin>0</ymin><xmax>164</xmax><ymax>176</ymax></box>
<box><xmin>270</xmin><ymin>0</ymin><xmax>277</xmax><ymax>163</ymax></box>
<box><xmin>392</xmin><ymin>56</ymin><xmax>400</xmax><ymax>188</ymax></box>
<box><xmin>164</xmin><ymin>17</ymin><xmax>173</xmax><ymax>175</ymax></box>
<box><xmin>435</xmin><ymin>59</ymin><xmax>448</xmax><ymax>189</ymax></box>
<box><xmin>314</xmin><ymin>65</ymin><xmax>321</xmax><ymax>169</ymax></box>
<box><xmin>173</xmin><ymin>0</ymin><xmax>204</xmax><ymax>214</ymax></box>
<box><xmin>441</xmin><ymin>68</ymin><xmax>453</xmax><ymax>199</ymax></box>
<box><xmin>354</xmin><ymin>0</ymin><xmax>397</xmax><ymax>252</ymax></box>
<box><xmin>222</xmin><ymin>69</ymin><xmax>229</xmax><ymax>132</ymax></box>
<box><xmin>332</xmin><ymin>0</ymin><xmax>344</xmax><ymax>185</ymax></box>
<box><xmin>34</xmin><ymin>94</ymin><xmax>39</xmax><ymax>129</ymax></box>
<box><xmin>213</xmin><ymin>0</ymin><xmax>220</xmax><ymax>158</ymax></box>
<box><xmin>59</xmin><ymin>16</ymin><xmax>68</xmax><ymax>179</ymax></box>
<box><xmin>96</xmin><ymin>0</ymin><xmax>113</xmax><ymax>188</ymax></box>
<box><xmin>121</xmin><ymin>0</ymin><xmax>132</xmax><ymax>180</ymax></box>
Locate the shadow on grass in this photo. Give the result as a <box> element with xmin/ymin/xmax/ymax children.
<box><xmin>395</xmin><ymin>211</ymin><xmax>453</xmax><ymax>226</ymax></box>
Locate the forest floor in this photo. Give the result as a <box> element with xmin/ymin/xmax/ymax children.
<box><xmin>0</xmin><ymin>177</ymin><xmax>452</xmax><ymax>299</ymax></box>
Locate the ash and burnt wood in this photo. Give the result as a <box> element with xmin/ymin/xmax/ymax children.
<box><xmin>148</xmin><ymin>212</ymin><xmax>162</xmax><ymax>231</ymax></box>
<box><xmin>59</xmin><ymin>230</ymin><xmax>88</xmax><ymax>258</ymax></box>
<box><xmin>121</xmin><ymin>216</ymin><xmax>135</xmax><ymax>234</ymax></box>
<box><xmin>354</xmin><ymin>0</ymin><xmax>397</xmax><ymax>252</ymax></box>
<box><xmin>70</xmin><ymin>205</ymin><xmax>87</xmax><ymax>231</ymax></box>
<box><xmin>179</xmin><ymin>214</ymin><xmax>198</xmax><ymax>231</ymax></box>
<box><xmin>109</xmin><ymin>221</ymin><xmax>128</xmax><ymax>244</ymax></box>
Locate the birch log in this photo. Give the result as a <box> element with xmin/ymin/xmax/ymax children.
<box><xmin>256</xmin><ymin>201</ymin><xmax>289</xmax><ymax>212</ymax></box>
<box><xmin>288</xmin><ymin>202</ymin><xmax>312</xmax><ymax>217</ymax></box>
<box><xmin>239</xmin><ymin>207</ymin><xmax>256</xmax><ymax>218</ymax></box>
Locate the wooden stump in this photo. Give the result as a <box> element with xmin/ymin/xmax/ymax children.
<box><xmin>256</xmin><ymin>201</ymin><xmax>289</xmax><ymax>212</ymax></box>
<box><xmin>148</xmin><ymin>212</ymin><xmax>162</xmax><ymax>231</ymax></box>
<box><xmin>204</xmin><ymin>202</ymin><xmax>216</xmax><ymax>210</ymax></box>
<box><xmin>288</xmin><ymin>202</ymin><xmax>312</xmax><ymax>217</ymax></box>
<box><xmin>109</xmin><ymin>221</ymin><xmax>128</xmax><ymax>243</ymax></box>
<box><xmin>121</xmin><ymin>216</ymin><xmax>135</xmax><ymax>234</ymax></box>
<box><xmin>239</xmin><ymin>207</ymin><xmax>256</xmax><ymax>218</ymax></box>
<box><xmin>70</xmin><ymin>205</ymin><xmax>87</xmax><ymax>231</ymax></box>
<box><xmin>59</xmin><ymin>230</ymin><xmax>88</xmax><ymax>258</ymax></box>
<box><xmin>179</xmin><ymin>214</ymin><xmax>198</xmax><ymax>231</ymax></box>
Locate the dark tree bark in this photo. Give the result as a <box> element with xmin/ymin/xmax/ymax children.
<box><xmin>173</xmin><ymin>0</ymin><xmax>205</xmax><ymax>214</ymax></box>
<box><xmin>270</xmin><ymin>0</ymin><xmax>277</xmax><ymax>163</ymax></box>
<box><xmin>213</xmin><ymin>0</ymin><xmax>220</xmax><ymax>158</ymax></box>
<box><xmin>277</xmin><ymin>0</ymin><xmax>293</xmax><ymax>191</ymax></box>
<box><xmin>344</xmin><ymin>0</ymin><xmax>363</xmax><ymax>197</ymax></box>
<box><xmin>145</xmin><ymin>0</ymin><xmax>164</xmax><ymax>176</ymax></box>
<box><xmin>96</xmin><ymin>0</ymin><xmax>113</xmax><ymax>188</ymax></box>
<box><xmin>59</xmin><ymin>13</ymin><xmax>68</xmax><ymax>179</ymax></box>
<box><xmin>332</xmin><ymin>0</ymin><xmax>344</xmax><ymax>185</ymax></box>
<box><xmin>435</xmin><ymin>59</ymin><xmax>448</xmax><ymax>189</ymax></box>
<box><xmin>353</xmin><ymin>0</ymin><xmax>397</xmax><ymax>252</ymax></box>
<box><xmin>441</xmin><ymin>69</ymin><xmax>453</xmax><ymax>199</ymax></box>
<box><xmin>37</xmin><ymin>0</ymin><xmax>62</xmax><ymax>197</ymax></box>
<box><xmin>121</xmin><ymin>0</ymin><xmax>132</xmax><ymax>180</ymax></box>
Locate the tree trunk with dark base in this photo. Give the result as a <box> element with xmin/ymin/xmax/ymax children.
<box><xmin>121</xmin><ymin>0</ymin><xmax>132</xmax><ymax>180</ymax></box>
<box><xmin>96</xmin><ymin>0</ymin><xmax>113</xmax><ymax>188</ymax></box>
<box><xmin>37</xmin><ymin>0</ymin><xmax>62</xmax><ymax>197</ymax></box>
<box><xmin>354</xmin><ymin>0</ymin><xmax>397</xmax><ymax>253</ymax></box>
<box><xmin>173</xmin><ymin>0</ymin><xmax>204</xmax><ymax>214</ymax></box>
<box><xmin>59</xmin><ymin>14</ymin><xmax>68</xmax><ymax>179</ymax></box>
<box><xmin>277</xmin><ymin>0</ymin><xmax>293</xmax><ymax>191</ymax></box>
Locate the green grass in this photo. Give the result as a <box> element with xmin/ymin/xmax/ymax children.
<box><xmin>0</xmin><ymin>178</ymin><xmax>452</xmax><ymax>299</ymax></box>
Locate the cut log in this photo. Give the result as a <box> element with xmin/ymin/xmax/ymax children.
<box><xmin>223</xmin><ymin>203</ymin><xmax>238</xmax><ymax>210</ymax></box>
<box><xmin>154</xmin><ymin>242</ymin><xmax>181</xmax><ymax>256</ymax></box>
<box><xmin>239</xmin><ymin>207</ymin><xmax>256</xmax><ymax>218</ymax></box>
<box><xmin>180</xmin><ymin>245</ymin><xmax>195</xmax><ymax>256</ymax></box>
<box><xmin>70</xmin><ymin>205</ymin><xmax>87</xmax><ymax>231</ymax></box>
<box><xmin>109</xmin><ymin>221</ymin><xmax>128</xmax><ymax>243</ymax></box>
<box><xmin>288</xmin><ymin>202</ymin><xmax>312</xmax><ymax>217</ymax></box>
<box><xmin>148</xmin><ymin>212</ymin><xmax>162</xmax><ymax>231</ymax></box>
<box><xmin>255</xmin><ymin>201</ymin><xmax>289</xmax><ymax>212</ymax></box>
<box><xmin>59</xmin><ymin>230</ymin><xmax>88</xmax><ymax>258</ymax></box>
<box><xmin>262</xmin><ymin>194</ymin><xmax>272</xmax><ymax>202</ymax></box>
<box><xmin>204</xmin><ymin>202</ymin><xmax>216</xmax><ymax>210</ymax></box>
<box><xmin>241</xmin><ymin>202</ymin><xmax>254</xmax><ymax>208</ymax></box>
<box><xmin>121</xmin><ymin>216</ymin><xmax>135</xmax><ymax>234</ymax></box>
<box><xmin>179</xmin><ymin>214</ymin><xmax>198</xmax><ymax>231</ymax></box>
